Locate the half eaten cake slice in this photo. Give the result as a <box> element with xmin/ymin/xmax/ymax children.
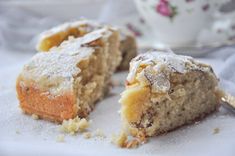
<box><xmin>120</xmin><ymin>51</ymin><xmax>223</xmax><ymax>137</ymax></box>
<box><xmin>16</xmin><ymin>27</ymin><xmax>121</xmax><ymax>122</ymax></box>
<box><xmin>36</xmin><ymin>20</ymin><xmax>137</xmax><ymax>70</ymax></box>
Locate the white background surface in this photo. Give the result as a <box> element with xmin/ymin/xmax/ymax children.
<box><xmin>0</xmin><ymin>60</ymin><xmax>235</xmax><ymax>156</ymax></box>
<box><xmin>0</xmin><ymin>1</ymin><xmax>235</xmax><ymax>156</ymax></box>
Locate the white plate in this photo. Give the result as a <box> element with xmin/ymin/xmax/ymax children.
<box><xmin>0</xmin><ymin>63</ymin><xmax>235</xmax><ymax>156</ymax></box>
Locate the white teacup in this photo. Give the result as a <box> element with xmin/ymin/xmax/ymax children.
<box><xmin>134</xmin><ymin>0</ymin><xmax>233</xmax><ymax>47</ymax></box>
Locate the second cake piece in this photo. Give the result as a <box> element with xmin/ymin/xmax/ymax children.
<box><xmin>36</xmin><ymin>20</ymin><xmax>137</xmax><ymax>70</ymax></box>
<box><xmin>16</xmin><ymin>27</ymin><xmax>121</xmax><ymax>122</ymax></box>
<box><xmin>120</xmin><ymin>51</ymin><xmax>223</xmax><ymax>137</ymax></box>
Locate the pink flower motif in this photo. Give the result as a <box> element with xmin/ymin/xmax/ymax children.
<box><xmin>155</xmin><ymin>0</ymin><xmax>177</xmax><ymax>19</ymax></box>
<box><xmin>202</xmin><ymin>4</ymin><xmax>210</xmax><ymax>11</ymax></box>
<box><xmin>126</xmin><ymin>23</ymin><xmax>142</xmax><ymax>37</ymax></box>
<box><xmin>156</xmin><ymin>0</ymin><xmax>171</xmax><ymax>17</ymax></box>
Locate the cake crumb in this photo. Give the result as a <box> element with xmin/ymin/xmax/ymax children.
<box><xmin>60</xmin><ymin>116</ymin><xmax>90</xmax><ymax>135</ymax></box>
<box><xmin>78</xmin><ymin>118</ymin><xmax>90</xmax><ymax>132</ymax></box>
<box><xmin>111</xmin><ymin>131</ymin><xmax>128</xmax><ymax>148</ymax></box>
<box><xmin>213</xmin><ymin>128</ymin><xmax>220</xmax><ymax>134</ymax></box>
<box><xmin>56</xmin><ymin>134</ymin><xmax>65</xmax><ymax>142</ymax></box>
<box><xmin>20</xmin><ymin>108</ymin><xmax>26</xmax><ymax>114</ymax></box>
<box><xmin>94</xmin><ymin>129</ymin><xmax>106</xmax><ymax>138</ymax></box>
<box><xmin>32</xmin><ymin>114</ymin><xmax>39</xmax><ymax>120</ymax></box>
<box><xmin>15</xmin><ymin>130</ymin><xmax>20</xmax><ymax>134</ymax></box>
<box><xmin>112</xmin><ymin>131</ymin><xmax>147</xmax><ymax>148</ymax></box>
<box><xmin>135</xmin><ymin>131</ymin><xmax>148</xmax><ymax>143</ymax></box>
<box><xmin>126</xmin><ymin>139</ymin><xmax>139</xmax><ymax>149</ymax></box>
<box><xmin>83</xmin><ymin>132</ymin><xmax>92</xmax><ymax>139</ymax></box>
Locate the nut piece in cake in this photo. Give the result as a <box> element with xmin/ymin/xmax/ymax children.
<box><xmin>36</xmin><ymin>20</ymin><xmax>137</xmax><ymax>70</ymax></box>
<box><xmin>16</xmin><ymin>28</ymin><xmax>121</xmax><ymax>122</ymax></box>
<box><xmin>120</xmin><ymin>51</ymin><xmax>223</xmax><ymax>137</ymax></box>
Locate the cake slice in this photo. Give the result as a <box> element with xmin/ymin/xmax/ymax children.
<box><xmin>16</xmin><ymin>27</ymin><xmax>121</xmax><ymax>122</ymax></box>
<box><xmin>36</xmin><ymin>20</ymin><xmax>137</xmax><ymax>70</ymax></box>
<box><xmin>120</xmin><ymin>51</ymin><xmax>223</xmax><ymax>137</ymax></box>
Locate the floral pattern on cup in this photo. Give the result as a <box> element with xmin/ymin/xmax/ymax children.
<box><xmin>155</xmin><ymin>0</ymin><xmax>178</xmax><ymax>20</ymax></box>
<box><xmin>185</xmin><ymin>0</ymin><xmax>194</xmax><ymax>3</ymax></box>
<box><xmin>126</xmin><ymin>23</ymin><xmax>142</xmax><ymax>37</ymax></box>
<box><xmin>202</xmin><ymin>4</ymin><xmax>210</xmax><ymax>11</ymax></box>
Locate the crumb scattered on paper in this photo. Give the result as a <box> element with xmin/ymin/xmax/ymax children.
<box><xmin>135</xmin><ymin>131</ymin><xmax>148</xmax><ymax>143</ymax></box>
<box><xmin>19</xmin><ymin>109</ymin><xmax>26</xmax><ymax>114</ymax></box>
<box><xmin>56</xmin><ymin>134</ymin><xmax>65</xmax><ymax>142</ymax></box>
<box><xmin>15</xmin><ymin>130</ymin><xmax>20</xmax><ymax>134</ymax></box>
<box><xmin>111</xmin><ymin>131</ymin><xmax>148</xmax><ymax>149</ymax></box>
<box><xmin>111</xmin><ymin>131</ymin><xmax>128</xmax><ymax>148</ymax></box>
<box><xmin>78</xmin><ymin>118</ymin><xmax>90</xmax><ymax>132</ymax></box>
<box><xmin>213</xmin><ymin>128</ymin><xmax>220</xmax><ymax>134</ymax></box>
<box><xmin>60</xmin><ymin>116</ymin><xmax>90</xmax><ymax>135</ymax></box>
<box><xmin>31</xmin><ymin>114</ymin><xmax>39</xmax><ymax>120</ymax></box>
<box><xmin>126</xmin><ymin>139</ymin><xmax>139</xmax><ymax>149</ymax></box>
<box><xmin>83</xmin><ymin>132</ymin><xmax>92</xmax><ymax>139</ymax></box>
<box><xmin>94</xmin><ymin>129</ymin><xmax>106</xmax><ymax>138</ymax></box>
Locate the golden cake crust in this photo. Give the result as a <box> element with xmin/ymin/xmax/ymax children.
<box><xmin>36</xmin><ymin>20</ymin><xmax>100</xmax><ymax>51</ymax></box>
<box><xmin>16</xmin><ymin>76</ymin><xmax>78</xmax><ymax>122</ymax></box>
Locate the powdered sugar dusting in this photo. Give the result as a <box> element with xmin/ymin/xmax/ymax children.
<box><xmin>127</xmin><ymin>51</ymin><xmax>212</xmax><ymax>92</ymax></box>
<box><xmin>21</xmin><ymin>47</ymin><xmax>94</xmax><ymax>94</ymax></box>
<box><xmin>38</xmin><ymin>20</ymin><xmax>100</xmax><ymax>41</ymax></box>
<box><xmin>54</xmin><ymin>28</ymin><xmax>110</xmax><ymax>54</ymax></box>
<box><xmin>36</xmin><ymin>20</ymin><xmax>102</xmax><ymax>51</ymax></box>
<box><xmin>23</xmin><ymin>28</ymin><xmax>113</xmax><ymax>81</ymax></box>
<box><xmin>37</xmin><ymin>19</ymin><xmax>127</xmax><ymax>52</ymax></box>
<box><xmin>24</xmin><ymin>48</ymin><xmax>93</xmax><ymax>79</ymax></box>
<box><xmin>138</xmin><ymin>51</ymin><xmax>194</xmax><ymax>73</ymax></box>
<box><xmin>20</xmin><ymin>27</ymin><xmax>114</xmax><ymax>94</ymax></box>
